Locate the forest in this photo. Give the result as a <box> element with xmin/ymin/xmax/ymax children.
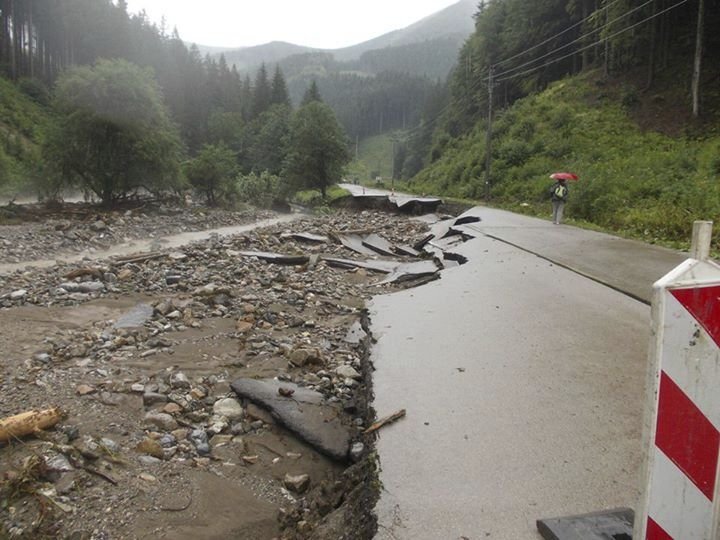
<box><xmin>0</xmin><ymin>0</ymin><xmax>353</xmax><ymax>206</ymax></box>
<box><xmin>1</xmin><ymin>0</ymin><xmax>719</xmax><ymax>243</ymax></box>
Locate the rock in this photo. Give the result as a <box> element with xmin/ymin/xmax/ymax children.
<box><xmin>97</xmin><ymin>438</ymin><xmax>120</xmax><ymax>454</ymax></box>
<box><xmin>139</xmin><ymin>472</ymin><xmax>157</xmax><ymax>483</ymax></box>
<box><xmin>245</xmin><ymin>403</ymin><xmax>275</xmax><ymax>425</ymax></box>
<box><xmin>289</xmin><ymin>347</ymin><xmax>323</xmax><ymax>367</ymax></box>
<box><xmin>283</xmin><ymin>473</ymin><xmax>310</xmax><ymax>494</ymax></box>
<box><xmin>189</xmin><ymin>429</ymin><xmax>210</xmax><ymax>456</ymax></box>
<box><xmin>212</xmin><ymin>398</ymin><xmax>244</xmax><ymax>421</ymax></box>
<box><xmin>114</xmin><ymin>303</ymin><xmax>153</xmax><ymax>329</ymax></box>
<box><xmin>143</xmin><ymin>412</ymin><xmax>178</xmax><ymax>431</ymax></box>
<box><xmin>335</xmin><ymin>365</ymin><xmax>361</xmax><ymax>380</ymax></box>
<box><xmin>209</xmin><ymin>434</ymin><xmax>233</xmax><ymax>448</ymax></box>
<box><xmin>75</xmin><ymin>384</ymin><xmax>96</xmax><ymax>396</ymax></box>
<box><xmin>163</xmin><ymin>403</ymin><xmax>182</xmax><ymax>414</ymax></box>
<box><xmin>235</xmin><ymin>320</ymin><xmax>253</xmax><ymax>333</ymax></box>
<box><xmin>10</xmin><ymin>289</ymin><xmax>27</xmax><ymax>300</ymax></box>
<box><xmin>45</xmin><ymin>453</ymin><xmax>74</xmax><ymax>473</ymax></box>
<box><xmin>135</xmin><ymin>438</ymin><xmax>164</xmax><ymax>459</ymax></box>
<box><xmin>117</xmin><ymin>268</ymin><xmax>134</xmax><ymax>281</ymax></box>
<box><xmin>143</xmin><ymin>392</ymin><xmax>168</xmax><ymax>406</ymax></box>
<box><xmin>350</xmin><ymin>442</ymin><xmax>365</xmax><ymax>462</ymax></box>
<box><xmin>169</xmin><ymin>372</ymin><xmax>190</xmax><ymax>389</ymax></box>
<box><xmin>138</xmin><ymin>455</ymin><xmax>162</xmax><ymax>466</ymax></box>
<box><xmin>76</xmin><ymin>282</ymin><xmax>105</xmax><ymax>293</ymax></box>
<box><xmin>90</xmin><ymin>220</ymin><xmax>107</xmax><ymax>232</ymax></box>
<box><xmin>231</xmin><ymin>378</ymin><xmax>351</xmax><ymax>462</ymax></box>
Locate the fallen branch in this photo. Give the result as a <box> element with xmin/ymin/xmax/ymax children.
<box><xmin>0</xmin><ymin>408</ymin><xmax>64</xmax><ymax>442</ymax></box>
<box><xmin>64</xmin><ymin>267</ymin><xmax>103</xmax><ymax>280</ymax></box>
<box><xmin>111</xmin><ymin>252</ymin><xmax>166</xmax><ymax>265</ymax></box>
<box><xmin>363</xmin><ymin>409</ymin><xmax>406</xmax><ymax>435</ymax></box>
<box><xmin>80</xmin><ymin>465</ymin><xmax>118</xmax><ymax>485</ymax></box>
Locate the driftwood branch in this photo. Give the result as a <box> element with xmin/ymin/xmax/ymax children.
<box><xmin>363</xmin><ymin>409</ymin><xmax>406</xmax><ymax>434</ymax></box>
<box><xmin>0</xmin><ymin>408</ymin><xmax>64</xmax><ymax>442</ymax></box>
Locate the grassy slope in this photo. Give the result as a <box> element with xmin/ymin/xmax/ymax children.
<box><xmin>0</xmin><ymin>77</ymin><xmax>50</xmax><ymax>197</ymax></box>
<box><xmin>346</xmin><ymin>133</ymin><xmax>395</xmax><ymax>182</ymax></box>
<box><xmin>410</xmin><ymin>71</ymin><xmax>720</xmax><ymax>248</ymax></box>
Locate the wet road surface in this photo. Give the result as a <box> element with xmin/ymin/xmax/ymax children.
<box><xmin>371</xmin><ymin>208</ymin><xmax>688</xmax><ymax>539</ymax></box>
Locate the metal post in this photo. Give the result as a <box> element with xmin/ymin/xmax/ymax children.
<box><xmin>690</xmin><ymin>220</ymin><xmax>713</xmax><ymax>261</ymax></box>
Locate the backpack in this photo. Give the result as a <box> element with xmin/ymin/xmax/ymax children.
<box><xmin>553</xmin><ymin>184</ymin><xmax>568</xmax><ymax>201</ymax></box>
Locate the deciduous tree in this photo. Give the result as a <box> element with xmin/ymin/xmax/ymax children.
<box><xmin>286</xmin><ymin>102</ymin><xmax>349</xmax><ymax>197</ymax></box>
<box><xmin>42</xmin><ymin>58</ymin><xmax>182</xmax><ymax>206</ymax></box>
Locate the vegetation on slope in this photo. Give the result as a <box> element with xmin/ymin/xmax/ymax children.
<box><xmin>410</xmin><ymin>72</ymin><xmax>720</xmax><ymax>246</ymax></box>
<box><xmin>0</xmin><ymin>77</ymin><xmax>50</xmax><ymax>197</ymax></box>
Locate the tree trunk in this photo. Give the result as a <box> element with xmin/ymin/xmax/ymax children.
<box><xmin>691</xmin><ymin>0</ymin><xmax>705</xmax><ymax>117</ymax></box>
<box><xmin>581</xmin><ymin>0</ymin><xmax>590</xmax><ymax>70</ymax></box>
<box><xmin>27</xmin><ymin>0</ymin><xmax>33</xmax><ymax>77</ymax></box>
<box><xmin>646</xmin><ymin>0</ymin><xmax>657</xmax><ymax>90</ymax></box>
<box><xmin>9</xmin><ymin>0</ymin><xmax>16</xmax><ymax>79</ymax></box>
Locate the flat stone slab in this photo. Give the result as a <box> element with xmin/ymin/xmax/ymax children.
<box><xmin>279</xmin><ymin>232</ymin><xmax>329</xmax><ymax>244</ymax></box>
<box><xmin>537</xmin><ymin>508</ymin><xmax>634</xmax><ymax>540</ymax></box>
<box><xmin>114</xmin><ymin>303</ymin><xmax>154</xmax><ymax>329</ymax></box>
<box><xmin>231</xmin><ymin>378</ymin><xmax>351</xmax><ymax>462</ymax></box>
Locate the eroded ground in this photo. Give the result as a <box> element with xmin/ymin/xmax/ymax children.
<box><xmin>0</xmin><ymin>206</ymin><xmax>438</xmax><ymax>539</ymax></box>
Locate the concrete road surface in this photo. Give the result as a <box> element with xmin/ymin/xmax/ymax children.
<box><xmin>371</xmin><ymin>208</ymin><xmax>690</xmax><ymax>540</ymax></box>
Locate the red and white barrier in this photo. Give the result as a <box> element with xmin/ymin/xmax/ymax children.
<box><xmin>635</xmin><ymin>222</ymin><xmax>720</xmax><ymax>539</ymax></box>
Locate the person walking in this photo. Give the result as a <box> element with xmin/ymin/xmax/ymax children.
<box><xmin>549</xmin><ymin>179</ymin><xmax>569</xmax><ymax>224</ymax></box>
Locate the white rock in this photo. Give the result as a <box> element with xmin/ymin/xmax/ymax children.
<box><xmin>212</xmin><ymin>398</ymin><xmax>244</xmax><ymax>421</ymax></box>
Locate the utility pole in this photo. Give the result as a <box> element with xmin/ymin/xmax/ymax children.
<box><xmin>692</xmin><ymin>0</ymin><xmax>705</xmax><ymax>117</ymax></box>
<box><xmin>484</xmin><ymin>65</ymin><xmax>495</xmax><ymax>201</ymax></box>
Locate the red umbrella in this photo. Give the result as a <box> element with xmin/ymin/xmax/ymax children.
<box><xmin>550</xmin><ymin>172</ymin><xmax>579</xmax><ymax>181</ymax></box>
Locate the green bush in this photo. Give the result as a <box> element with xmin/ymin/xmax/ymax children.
<box><xmin>236</xmin><ymin>171</ymin><xmax>285</xmax><ymax>209</ymax></box>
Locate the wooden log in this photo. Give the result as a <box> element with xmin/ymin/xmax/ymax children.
<box><xmin>0</xmin><ymin>407</ymin><xmax>63</xmax><ymax>442</ymax></box>
<box><xmin>363</xmin><ymin>409</ymin><xmax>406</xmax><ymax>435</ymax></box>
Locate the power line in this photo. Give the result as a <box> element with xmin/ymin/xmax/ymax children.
<box><xmin>493</xmin><ymin>0</ymin><xmax>656</xmax><ymax>80</ymax></box>
<box><xmin>494</xmin><ymin>0</ymin><xmax>625</xmax><ymax>69</ymax></box>
<box><xmin>495</xmin><ymin>0</ymin><xmax>689</xmax><ymax>84</ymax></box>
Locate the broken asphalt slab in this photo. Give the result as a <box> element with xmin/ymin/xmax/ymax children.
<box><xmin>230</xmin><ymin>378</ymin><xmax>351</xmax><ymax>462</ymax></box>
<box><xmin>537</xmin><ymin>508</ymin><xmax>634</xmax><ymax>540</ymax></box>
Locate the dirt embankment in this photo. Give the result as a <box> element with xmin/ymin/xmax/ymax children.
<box><xmin>0</xmin><ymin>205</ymin><xmax>437</xmax><ymax>539</ymax></box>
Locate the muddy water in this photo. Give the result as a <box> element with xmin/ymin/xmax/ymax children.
<box><xmin>0</xmin><ymin>213</ymin><xmax>302</xmax><ymax>275</ymax></box>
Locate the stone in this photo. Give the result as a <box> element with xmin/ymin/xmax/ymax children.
<box><xmin>117</xmin><ymin>268</ymin><xmax>134</xmax><ymax>281</ymax></box>
<box><xmin>335</xmin><ymin>365</ymin><xmax>361</xmax><ymax>380</ymax></box>
<box><xmin>169</xmin><ymin>372</ymin><xmax>190</xmax><ymax>389</ymax></box>
<box><xmin>350</xmin><ymin>442</ymin><xmax>365</xmax><ymax>462</ymax></box>
<box><xmin>99</xmin><ymin>438</ymin><xmax>121</xmax><ymax>453</ymax></box>
<box><xmin>76</xmin><ymin>384</ymin><xmax>96</xmax><ymax>396</ymax></box>
<box><xmin>283</xmin><ymin>473</ymin><xmax>310</xmax><ymax>494</ymax></box>
<box><xmin>143</xmin><ymin>392</ymin><xmax>168</xmax><ymax>405</ymax></box>
<box><xmin>163</xmin><ymin>403</ymin><xmax>182</xmax><ymax>414</ymax></box>
<box><xmin>212</xmin><ymin>398</ymin><xmax>244</xmax><ymax>421</ymax></box>
<box><xmin>10</xmin><ymin>289</ymin><xmax>27</xmax><ymax>300</ymax></box>
<box><xmin>245</xmin><ymin>403</ymin><xmax>275</xmax><ymax>425</ymax></box>
<box><xmin>289</xmin><ymin>347</ymin><xmax>323</xmax><ymax>367</ymax></box>
<box><xmin>90</xmin><ymin>220</ymin><xmax>107</xmax><ymax>232</ymax></box>
<box><xmin>231</xmin><ymin>378</ymin><xmax>351</xmax><ymax>462</ymax></box>
<box><xmin>135</xmin><ymin>438</ymin><xmax>164</xmax><ymax>459</ymax></box>
<box><xmin>209</xmin><ymin>434</ymin><xmax>233</xmax><ymax>448</ymax></box>
<box><xmin>138</xmin><ymin>455</ymin><xmax>162</xmax><ymax>466</ymax></box>
<box><xmin>235</xmin><ymin>320</ymin><xmax>253</xmax><ymax>333</ymax></box>
<box><xmin>143</xmin><ymin>412</ymin><xmax>178</xmax><ymax>431</ymax></box>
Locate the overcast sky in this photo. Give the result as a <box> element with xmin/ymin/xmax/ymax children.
<box><xmin>124</xmin><ymin>0</ymin><xmax>460</xmax><ymax>49</ymax></box>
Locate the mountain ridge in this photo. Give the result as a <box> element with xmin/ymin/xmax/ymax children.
<box><xmin>217</xmin><ymin>0</ymin><xmax>477</xmax><ymax>72</ymax></box>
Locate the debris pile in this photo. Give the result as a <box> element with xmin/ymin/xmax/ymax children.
<box><xmin>0</xmin><ymin>207</ymin><xmax>483</xmax><ymax>539</ymax></box>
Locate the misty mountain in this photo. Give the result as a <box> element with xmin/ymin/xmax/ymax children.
<box><xmin>221</xmin><ymin>41</ymin><xmax>316</xmax><ymax>73</ymax></box>
<box><xmin>332</xmin><ymin>0</ymin><xmax>477</xmax><ymax>61</ymax></box>
<box><xmin>217</xmin><ymin>0</ymin><xmax>477</xmax><ymax>76</ymax></box>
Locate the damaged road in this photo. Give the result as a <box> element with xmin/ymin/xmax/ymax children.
<box><xmin>0</xmin><ymin>202</ymin><xmax>486</xmax><ymax>540</ymax></box>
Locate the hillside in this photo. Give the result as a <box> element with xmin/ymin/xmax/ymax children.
<box><xmin>409</xmin><ymin>71</ymin><xmax>720</xmax><ymax>247</ymax></box>
<box><xmin>221</xmin><ymin>41</ymin><xmax>316</xmax><ymax>73</ymax></box>
<box><xmin>0</xmin><ymin>78</ymin><xmax>50</xmax><ymax>198</ymax></box>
